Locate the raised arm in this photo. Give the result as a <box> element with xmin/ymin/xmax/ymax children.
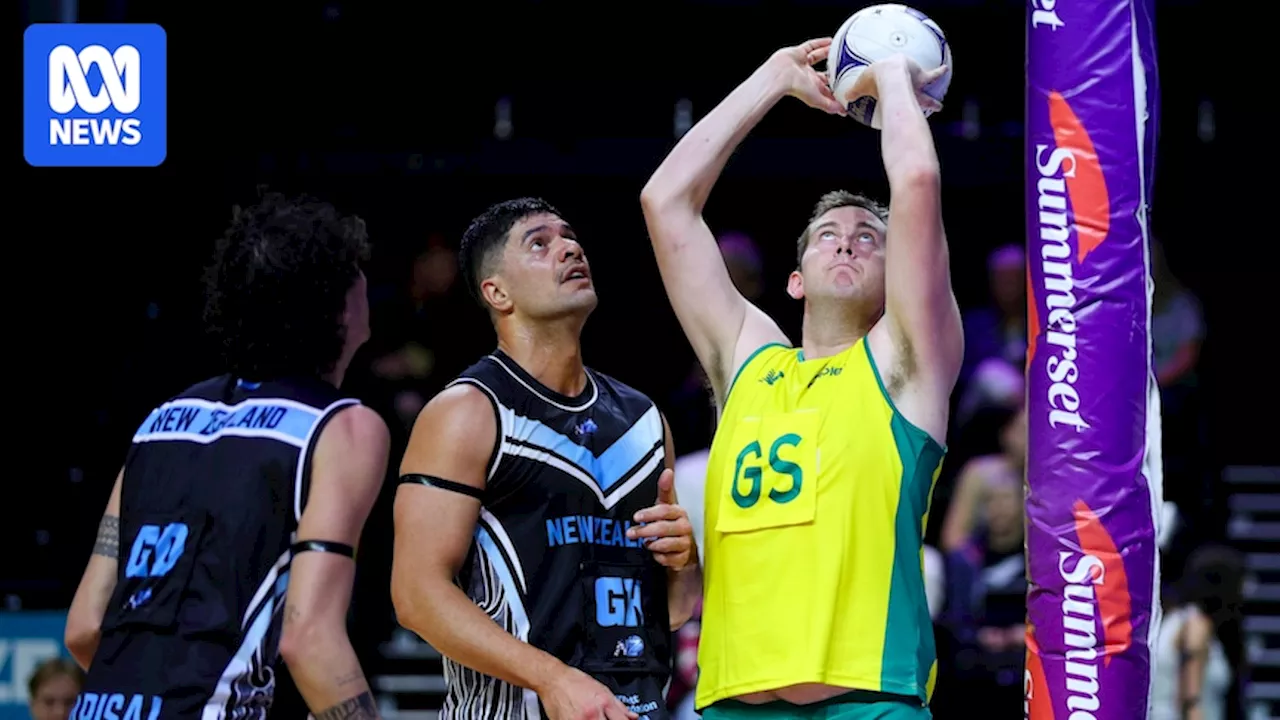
<box><xmin>640</xmin><ymin>40</ymin><xmax>843</xmax><ymax>400</ymax></box>
<box><xmin>279</xmin><ymin>404</ymin><xmax>389</xmax><ymax>720</ymax></box>
<box><xmin>392</xmin><ymin>385</ymin><xmax>635</xmax><ymax>720</ymax></box>
<box><xmin>873</xmin><ymin>56</ymin><xmax>964</xmax><ymax>402</ymax></box>
<box><xmin>65</xmin><ymin>470</ymin><xmax>123</xmax><ymax>669</ymax></box>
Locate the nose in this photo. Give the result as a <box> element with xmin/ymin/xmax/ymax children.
<box><xmin>835</xmin><ymin>234</ymin><xmax>854</xmax><ymax>255</ymax></box>
<box><xmin>558</xmin><ymin>237</ymin><xmax>584</xmax><ymax>262</ymax></box>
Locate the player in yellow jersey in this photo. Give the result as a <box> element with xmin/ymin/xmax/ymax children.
<box><xmin>634</xmin><ymin>38</ymin><xmax>960</xmax><ymax>720</ymax></box>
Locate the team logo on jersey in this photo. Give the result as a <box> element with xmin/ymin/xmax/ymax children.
<box><xmin>575</xmin><ymin>418</ymin><xmax>598</xmax><ymax>437</ymax></box>
<box><xmin>761</xmin><ymin>369</ymin><xmax>784</xmax><ymax>385</ymax></box>
<box><xmin>613</xmin><ymin>634</ymin><xmax>645</xmax><ymax>658</ymax></box>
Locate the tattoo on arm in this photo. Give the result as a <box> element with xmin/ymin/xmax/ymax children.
<box><xmin>93</xmin><ymin>515</ymin><xmax>120</xmax><ymax>558</ymax></box>
<box><xmin>284</xmin><ymin>604</ymin><xmax>301</xmax><ymax>626</ymax></box>
<box><xmin>314</xmin><ymin>692</ymin><xmax>378</xmax><ymax>720</ymax></box>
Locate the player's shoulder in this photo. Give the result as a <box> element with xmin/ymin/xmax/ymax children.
<box><xmin>455</xmin><ymin>352</ymin><xmax>507</xmax><ymax>386</ymax></box>
<box><xmin>319</xmin><ymin>403</ymin><xmax>389</xmax><ymax>449</ymax></box>
<box><xmin>414</xmin><ymin>382</ymin><xmax>498</xmax><ymax>443</ymax></box>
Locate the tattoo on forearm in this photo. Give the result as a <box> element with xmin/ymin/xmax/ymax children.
<box><xmin>93</xmin><ymin>515</ymin><xmax>120</xmax><ymax>558</ymax></box>
<box><xmin>314</xmin><ymin>691</ymin><xmax>378</xmax><ymax>720</ymax></box>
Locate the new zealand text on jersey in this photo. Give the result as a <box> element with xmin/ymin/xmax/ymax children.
<box><xmin>133</xmin><ymin>400</ymin><xmax>317</xmax><ymax>447</ymax></box>
<box><xmin>147</xmin><ymin>404</ymin><xmax>288</xmax><ymax>436</ymax></box>
<box><xmin>546</xmin><ymin>515</ymin><xmax>646</xmax><ymax>549</ymax></box>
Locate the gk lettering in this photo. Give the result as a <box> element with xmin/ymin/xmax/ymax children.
<box><xmin>48</xmin><ymin>44</ymin><xmax>140</xmax><ymax>114</ymax></box>
<box><xmin>595</xmin><ymin>577</ymin><xmax>643</xmax><ymax>627</ymax></box>
<box><xmin>125</xmin><ymin>523</ymin><xmax>188</xmax><ymax>578</ymax></box>
<box><xmin>731</xmin><ymin>434</ymin><xmax>804</xmax><ymax>509</ymax></box>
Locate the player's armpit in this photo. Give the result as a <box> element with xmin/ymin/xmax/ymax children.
<box><xmin>392</xmin><ymin>384</ymin><xmax>565</xmax><ymax>693</ymax></box>
<box><xmin>280</xmin><ymin>404</ymin><xmax>389</xmax><ymax>716</ymax></box>
<box><xmin>875</xmin><ymin>62</ymin><xmax>964</xmax><ymax>395</ymax></box>
<box><xmin>66</xmin><ymin>469</ymin><xmax>123</xmax><ymax>669</ymax></box>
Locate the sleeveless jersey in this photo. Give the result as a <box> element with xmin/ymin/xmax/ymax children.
<box><xmin>696</xmin><ymin>340</ymin><xmax>945</xmax><ymax>709</ymax></box>
<box><xmin>443</xmin><ymin>350</ymin><xmax>673</xmax><ymax>720</ymax></box>
<box><xmin>76</xmin><ymin>375</ymin><xmax>360</xmax><ymax>720</ymax></box>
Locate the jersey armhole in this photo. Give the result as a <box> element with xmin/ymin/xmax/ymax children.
<box><xmin>862</xmin><ymin>339</ymin><xmax>948</xmax><ymax>457</ymax></box>
<box><xmin>294</xmin><ymin>398</ymin><xmax>362</xmax><ymax>522</ymax></box>
<box><xmin>723</xmin><ymin>343</ymin><xmax>789</xmax><ymax>408</ymax></box>
<box><xmin>446</xmin><ymin>378</ymin><xmax>505</xmax><ymax>488</ymax></box>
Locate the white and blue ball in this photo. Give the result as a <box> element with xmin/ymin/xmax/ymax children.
<box><xmin>827</xmin><ymin>4</ymin><xmax>953</xmax><ymax>129</ymax></box>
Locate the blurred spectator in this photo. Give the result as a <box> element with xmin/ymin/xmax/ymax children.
<box><xmin>27</xmin><ymin>658</ymin><xmax>83</xmax><ymax>720</ymax></box>
<box><xmin>673</xmin><ymin>449</ymin><xmax>708</xmax><ymax>568</ymax></box>
<box><xmin>923</xmin><ymin>544</ymin><xmax>945</xmax><ymax>621</ymax></box>
<box><xmin>1151</xmin><ymin>545</ymin><xmax>1242</xmax><ymax>720</ymax></box>
<box><xmin>940</xmin><ymin>406</ymin><xmax>1025</xmax><ymax>552</ymax></box>
<box><xmin>1149</xmin><ymin>238</ymin><xmax>1212</xmax><ymax>544</ymax></box>
<box><xmin>364</xmin><ymin>234</ymin><xmax>470</xmax><ymax>433</ymax></box>
<box><xmin>938</xmin><ymin>463</ymin><xmax>1026</xmax><ymax>715</ymax></box>
<box><xmin>668</xmin><ymin>598</ymin><xmax>703</xmax><ymax>720</ymax></box>
<box><xmin>955</xmin><ymin>245</ymin><xmax>1026</xmax><ymax>427</ymax></box>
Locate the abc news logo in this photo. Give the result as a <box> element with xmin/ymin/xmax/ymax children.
<box><xmin>23</xmin><ymin>24</ymin><xmax>167</xmax><ymax>167</ymax></box>
<box><xmin>48</xmin><ymin>44</ymin><xmax>143</xmax><ymax>147</ymax></box>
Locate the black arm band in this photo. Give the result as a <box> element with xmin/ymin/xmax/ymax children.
<box><xmin>291</xmin><ymin>539</ymin><xmax>356</xmax><ymax>559</ymax></box>
<box><xmin>400</xmin><ymin>473</ymin><xmax>484</xmax><ymax>500</ymax></box>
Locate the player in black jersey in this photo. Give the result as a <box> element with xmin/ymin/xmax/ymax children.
<box><xmin>391</xmin><ymin>198</ymin><xmax>702</xmax><ymax>720</ymax></box>
<box><xmin>64</xmin><ymin>191</ymin><xmax>388</xmax><ymax>720</ymax></box>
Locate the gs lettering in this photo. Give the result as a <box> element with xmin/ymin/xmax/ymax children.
<box><xmin>731</xmin><ymin>434</ymin><xmax>804</xmax><ymax>509</ymax></box>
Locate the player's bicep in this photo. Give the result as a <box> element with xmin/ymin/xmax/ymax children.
<box><xmin>288</xmin><ymin>406</ymin><xmax>390</xmax><ymax>623</ymax></box>
<box><xmin>393</xmin><ymin>386</ymin><xmax>494</xmax><ymax>597</ymax></box>
<box><xmin>883</xmin><ymin>172</ymin><xmax>963</xmax><ymax>386</ymax></box>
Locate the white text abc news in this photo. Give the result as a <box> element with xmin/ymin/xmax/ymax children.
<box><xmin>48</xmin><ymin>44</ymin><xmax>144</xmax><ymax>147</ymax></box>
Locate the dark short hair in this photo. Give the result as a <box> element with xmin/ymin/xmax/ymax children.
<box><xmin>459</xmin><ymin>197</ymin><xmax>561</xmax><ymax>308</ymax></box>
<box><xmin>203</xmin><ymin>188</ymin><xmax>370</xmax><ymax>381</ymax></box>
<box><xmin>796</xmin><ymin>190</ymin><xmax>889</xmax><ymax>264</ymax></box>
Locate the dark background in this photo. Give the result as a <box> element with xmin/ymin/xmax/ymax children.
<box><xmin>10</xmin><ymin>0</ymin><xmax>1271</xmax><ymax>715</ymax></box>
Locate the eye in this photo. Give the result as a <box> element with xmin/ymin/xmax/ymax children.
<box><xmin>530</xmin><ymin>239</ymin><xmax>546</xmax><ymax>251</ymax></box>
<box><xmin>857</xmin><ymin>233</ymin><xmax>876</xmax><ymax>244</ymax></box>
<box><xmin>820</xmin><ymin>231</ymin><xmax>837</xmax><ymax>241</ymax></box>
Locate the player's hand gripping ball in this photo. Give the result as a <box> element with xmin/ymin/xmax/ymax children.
<box><xmin>827</xmin><ymin>3</ymin><xmax>953</xmax><ymax>128</ymax></box>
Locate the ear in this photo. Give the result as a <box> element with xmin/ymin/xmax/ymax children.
<box><xmin>481</xmin><ymin>276</ymin><xmax>513</xmax><ymax>314</ymax></box>
<box><xmin>786</xmin><ymin>269</ymin><xmax>805</xmax><ymax>301</ymax></box>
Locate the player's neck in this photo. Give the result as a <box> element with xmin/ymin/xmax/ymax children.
<box><xmin>800</xmin><ymin>302</ymin><xmax>876</xmax><ymax>361</ymax></box>
<box><xmin>497</xmin><ymin>325</ymin><xmax>588</xmax><ymax>398</ymax></box>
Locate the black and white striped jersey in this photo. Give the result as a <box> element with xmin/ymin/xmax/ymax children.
<box><xmin>443</xmin><ymin>350</ymin><xmax>673</xmax><ymax>720</ymax></box>
<box><xmin>75</xmin><ymin>374</ymin><xmax>359</xmax><ymax>720</ymax></box>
